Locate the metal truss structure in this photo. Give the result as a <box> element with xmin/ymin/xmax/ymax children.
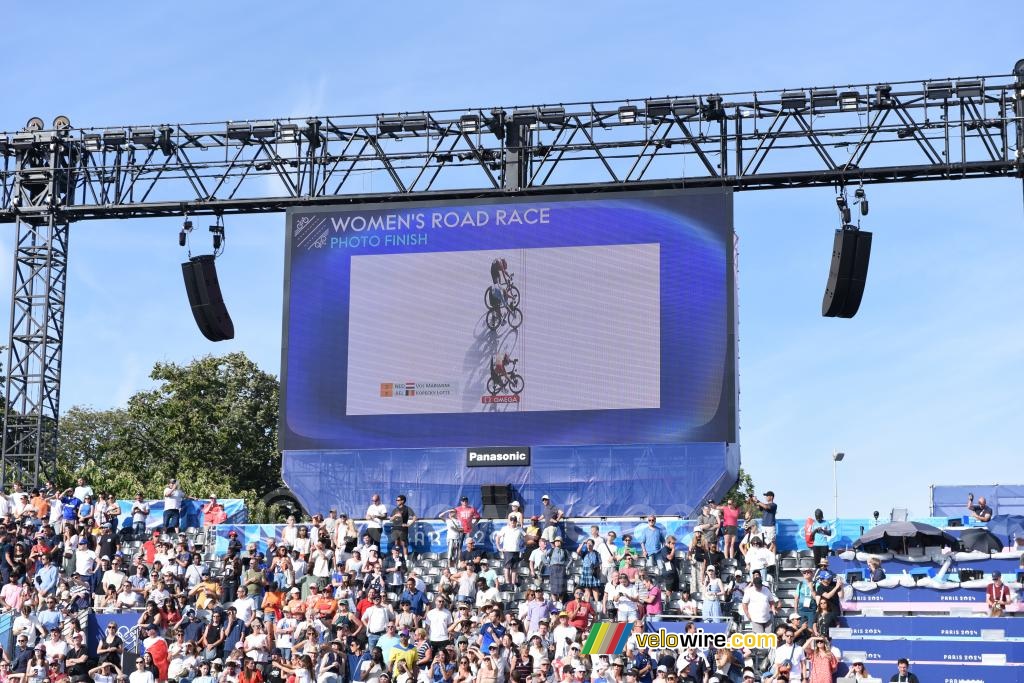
<box><xmin>1</xmin><ymin>62</ymin><xmax>1022</xmax><ymax>485</ymax></box>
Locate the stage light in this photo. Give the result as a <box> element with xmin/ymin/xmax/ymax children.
<box><xmin>672</xmin><ymin>98</ymin><xmax>698</xmax><ymax>118</ymax></box>
<box><xmin>835</xmin><ymin>195</ymin><xmax>851</xmax><ymax>224</ymax></box>
<box><xmin>855</xmin><ymin>187</ymin><xmax>869</xmax><ymax>216</ymax></box>
<box><xmin>0</xmin><ymin>137</ymin><xmax>9</xmax><ymax>156</ymax></box>
<box><xmin>179</xmin><ymin>218</ymin><xmax>192</xmax><ymax>247</ymax></box>
<box><xmin>617</xmin><ymin>106</ymin><xmax>638</xmax><ymax>124</ymax></box>
<box><xmin>82</xmin><ymin>133</ymin><xmax>101</xmax><ymax>152</ymax></box>
<box><xmin>278</xmin><ymin>124</ymin><xmax>299</xmax><ymax>144</ymax></box>
<box><xmin>11</xmin><ymin>132</ymin><xmax>36</xmax><ymax>151</ymax></box>
<box><xmin>925</xmin><ymin>81</ymin><xmax>953</xmax><ymax>100</ymax></box>
<box><xmin>158</xmin><ymin>126</ymin><xmax>175</xmax><ymax>156</ymax></box>
<box><xmin>538</xmin><ymin>106</ymin><xmax>565</xmax><ymax>124</ymax></box>
<box><xmin>839</xmin><ymin>91</ymin><xmax>860</xmax><ymax>111</ymax></box>
<box><xmin>511</xmin><ymin>108</ymin><xmax>539</xmax><ymax>125</ymax></box>
<box><xmin>459</xmin><ymin>115</ymin><xmax>480</xmax><ymax>133</ymax></box>
<box><xmin>251</xmin><ymin>121</ymin><xmax>278</xmax><ymax>139</ymax></box>
<box><xmin>131</xmin><ymin>128</ymin><xmax>156</xmax><ymax>147</ymax></box>
<box><xmin>486</xmin><ymin>109</ymin><xmax>506</xmax><ymax>139</ymax></box>
<box><xmin>703</xmin><ymin>95</ymin><xmax>725</xmax><ymax>121</ymax></box>
<box><xmin>377</xmin><ymin>116</ymin><xmax>403</xmax><ymax>134</ymax></box>
<box><xmin>401</xmin><ymin>115</ymin><xmax>428</xmax><ymax>132</ymax></box>
<box><xmin>874</xmin><ymin>84</ymin><xmax>893</xmax><ymax>108</ymax></box>
<box><xmin>25</xmin><ymin>117</ymin><xmax>45</xmax><ymax>132</ymax></box>
<box><xmin>226</xmin><ymin>122</ymin><xmax>251</xmax><ymax>141</ymax></box>
<box><xmin>434</xmin><ymin>153</ymin><xmax>453</xmax><ymax>163</ymax></box>
<box><xmin>52</xmin><ymin>115</ymin><xmax>71</xmax><ymax>131</ymax></box>
<box><xmin>102</xmin><ymin>129</ymin><xmax>128</xmax><ymax>148</ymax></box>
<box><xmin>956</xmin><ymin>80</ymin><xmax>983</xmax><ymax>99</ymax></box>
<box><xmin>897</xmin><ymin>127</ymin><xmax>916</xmax><ymax>139</ymax></box>
<box><xmin>644</xmin><ymin>98</ymin><xmax>671</xmax><ymax>118</ymax></box>
<box><xmin>781</xmin><ymin>90</ymin><xmax>807</xmax><ymax>110</ymax></box>
<box><xmin>811</xmin><ymin>89</ymin><xmax>838</xmax><ymax>108</ymax></box>
<box><xmin>304</xmin><ymin>119</ymin><xmax>322</xmax><ymax>148</ymax></box>
<box><xmin>178</xmin><ymin>230</ymin><xmax>187</xmax><ymax>247</ymax></box>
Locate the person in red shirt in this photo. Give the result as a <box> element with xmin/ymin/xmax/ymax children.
<box><xmin>203</xmin><ymin>497</ymin><xmax>227</xmax><ymax>526</ymax></box>
<box><xmin>564</xmin><ymin>588</ymin><xmax>595</xmax><ymax>631</ymax></box>
<box><xmin>987</xmin><ymin>571</ymin><xmax>1011</xmax><ymax>616</ymax></box>
<box><xmin>142</xmin><ymin>532</ymin><xmax>160</xmax><ymax>565</ymax></box>
<box><xmin>717</xmin><ymin>499</ymin><xmax>742</xmax><ymax>560</ymax></box>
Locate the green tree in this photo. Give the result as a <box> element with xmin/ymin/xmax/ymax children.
<box><xmin>56</xmin><ymin>352</ymin><xmax>281</xmax><ymax>516</ymax></box>
<box><xmin>720</xmin><ymin>467</ymin><xmax>758</xmax><ymax>514</ymax></box>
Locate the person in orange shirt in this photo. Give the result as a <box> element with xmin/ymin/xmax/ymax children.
<box><xmin>30</xmin><ymin>491</ymin><xmax>49</xmax><ymax>520</ymax></box>
<box><xmin>314</xmin><ymin>591</ymin><xmax>338</xmax><ymax>621</ymax></box>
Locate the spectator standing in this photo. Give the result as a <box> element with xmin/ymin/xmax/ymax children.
<box><xmin>741</xmin><ymin>571</ymin><xmax>777</xmax><ymax>633</ymax></box>
<box><xmin>446</xmin><ymin>498</ymin><xmax>481</xmax><ymax>565</ymax></box>
<box><xmin>804</xmin><ymin>637</ymin><xmax>837</xmax><ymax>683</ymax></box>
<box><xmin>540</xmin><ymin>496</ymin><xmax>563</xmax><ymax>533</ymax></box>
<box><xmin>750</xmin><ymin>491</ymin><xmax>779</xmax><ymax>552</ymax></box>
<box><xmin>810</xmin><ymin>510</ymin><xmax>831</xmax><ymax>566</ymax></box>
<box><xmin>130</xmin><ymin>495</ymin><xmax>150</xmax><ymax>536</ymax></box>
<box><xmin>72</xmin><ymin>478</ymin><xmax>93</xmax><ymax>504</ymax></box>
<box><xmin>639</xmin><ymin>517</ymin><xmax>666</xmax><ymax>565</ymax></box>
<box><xmin>717</xmin><ymin>500</ymin><xmax>741</xmax><ymax>560</ymax></box>
<box><xmin>163</xmin><ymin>480</ymin><xmax>185</xmax><ymax>533</ymax></box>
<box><xmin>986</xmin><ymin>571</ymin><xmax>1010</xmax><ymax>616</ymax></box>
<box><xmin>701</xmin><ymin>567</ymin><xmax>723</xmax><ymax>620</ymax></box>
<box><xmin>389</xmin><ymin>496</ymin><xmax>417</xmax><ymax>561</ymax></box>
<box><xmin>497</xmin><ymin>517</ymin><xmax>525</xmax><ymax>589</ymax></box>
<box><xmin>545</xmin><ymin>538</ymin><xmax>570</xmax><ymax>602</ymax></box>
<box><xmin>366</xmin><ymin>495</ymin><xmax>388</xmax><ymax>548</ymax></box>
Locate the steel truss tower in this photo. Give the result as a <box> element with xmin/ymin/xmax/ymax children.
<box><xmin>1</xmin><ymin>63</ymin><xmax>1023</xmax><ymax>485</ymax></box>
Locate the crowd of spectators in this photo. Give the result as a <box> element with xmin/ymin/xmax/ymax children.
<box><xmin>0</xmin><ymin>482</ymin><xmax>995</xmax><ymax>683</ymax></box>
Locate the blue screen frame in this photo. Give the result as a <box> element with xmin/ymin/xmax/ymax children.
<box><xmin>280</xmin><ymin>189</ymin><xmax>736</xmax><ymax>450</ymax></box>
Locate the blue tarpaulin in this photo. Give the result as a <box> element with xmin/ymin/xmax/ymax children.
<box><xmin>112</xmin><ymin>498</ymin><xmax>246</xmax><ymax>531</ymax></box>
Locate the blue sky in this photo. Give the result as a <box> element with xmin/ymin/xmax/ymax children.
<box><xmin>2</xmin><ymin>2</ymin><xmax>1021</xmax><ymax>519</ymax></box>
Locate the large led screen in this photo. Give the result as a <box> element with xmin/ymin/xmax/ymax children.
<box><xmin>281</xmin><ymin>189</ymin><xmax>735</xmax><ymax>450</ymax></box>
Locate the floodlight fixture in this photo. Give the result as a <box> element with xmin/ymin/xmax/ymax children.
<box><xmin>617</xmin><ymin>106</ymin><xmax>638</xmax><ymax>124</ymax></box>
<box><xmin>811</xmin><ymin>89</ymin><xmax>838</xmax><ymax>108</ymax></box>
<box><xmin>459</xmin><ymin>114</ymin><xmax>480</xmax><ymax>133</ymax></box>
<box><xmin>956</xmin><ymin>80</ymin><xmax>983</xmax><ymax>99</ymax></box>
<box><xmin>131</xmin><ymin>128</ymin><xmax>157</xmax><ymax>147</ymax></box>
<box><xmin>925</xmin><ymin>81</ymin><xmax>953</xmax><ymax>100</ymax></box>
<box><xmin>278</xmin><ymin>124</ymin><xmax>299</xmax><ymax>144</ymax></box>
<box><xmin>0</xmin><ymin>137</ymin><xmax>9</xmax><ymax>156</ymax></box>
<box><xmin>401</xmin><ymin>115</ymin><xmax>428</xmax><ymax>132</ymax></box>
<box><xmin>538</xmin><ymin>106</ymin><xmax>565</xmax><ymax>124</ymax></box>
<box><xmin>511</xmin><ymin>108</ymin><xmax>539</xmax><ymax>125</ymax></box>
<box><xmin>781</xmin><ymin>90</ymin><xmax>807</xmax><ymax>110</ymax></box>
<box><xmin>102</xmin><ymin>129</ymin><xmax>128</xmax><ymax>148</ymax></box>
<box><xmin>250</xmin><ymin>121</ymin><xmax>278</xmax><ymax>139</ymax></box>
<box><xmin>158</xmin><ymin>126</ymin><xmax>175</xmax><ymax>156</ymax></box>
<box><xmin>377</xmin><ymin>116</ymin><xmax>403</xmax><ymax>134</ymax></box>
<box><xmin>226</xmin><ymin>122</ymin><xmax>251</xmax><ymax>141</ymax></box>
<box><xmin>672</xmin><ymin>98</ymin><xmax>699</xmax><ymax>118</ymax></box>
<box><xmin>82</xmin><ymin>133</ymin><xmax>102</xmax><ymax>152</ymax></box>
<box><xmin>10</xmin><ymin>132</ymin><xmax>36</xmax><ymax>151</ymax></box>
<box><xmin>644</xmin><ymin>98</ymin><xmax>671</xmax><ymax>118</ymax></box>
<box><xmin>304</xmin><ymin>119</ymin><xmax>322</xmax><ymax>148</ymax></box>
<box><xmin>839</xmin><ymin>91</ymin><xmax>860</xmax><ymax>111</ymax></box>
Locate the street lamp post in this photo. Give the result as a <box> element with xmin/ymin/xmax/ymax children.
<box><xmin>832</xmin><ymin>451</ymin><xmax>846</xmax><ymax>519</ymax></box>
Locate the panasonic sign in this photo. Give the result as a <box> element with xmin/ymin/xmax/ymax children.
<box><xmin>466</xmin><ymin>447</ymin><xmax>531</xmax><ymax>467</ymax></box>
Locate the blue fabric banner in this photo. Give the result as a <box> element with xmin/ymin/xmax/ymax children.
<box><xmin>112</xmin><ymin>498</ymin><xmax>246</xmax><ymax>532</ymax></box>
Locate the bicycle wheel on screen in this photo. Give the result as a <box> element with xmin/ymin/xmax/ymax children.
<box><xmin>507</xmin><ymin>373</ymin><xmax>525</xmax><ymax>395</ymax></box>
<box><xmin>506</xmin><ymin>307</ymin><xmax>523</xmax><ymax>329</ymax></box>
<box><xmin>486</xmin><ymin>377</ymin><xmax>500</xmax><ymax>395</ymax></box>
<box><xmin>485</xmin><ymin>308</ymin><xmax>501</xmax><ymax>330</ymax></box>
<box><xmin>484</xmin><ymin>287</ymin><xmax>496</xmax><ymax>310</ymax></box>
<box><xmin>506</xmin><ymin>284</ymin><xmax>521</xmax><ymax>309</ymax></box>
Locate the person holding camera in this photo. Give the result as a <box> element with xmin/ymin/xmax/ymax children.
<box><xmin>163</xmin><ymin>479</ymin><xmax>185</xmax><ymax>533</ymax></box>
<box><xmin>987</xmin><ymin>571</ymin><xmax>1010</xmax><ymax>616</ymax></box>
<box><xmin>966</xmin><ymin>493</ymin><xmax>993</xmax><ymax>523</ymax></box>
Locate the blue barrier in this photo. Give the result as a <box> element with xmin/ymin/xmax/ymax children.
<box><xmin>849</xmin><ymin>586</ymin><xmax>986</xmax><ymax>604</ymax></box>
<box><xmin>112</xmin><ymin>498</ymin><xmax>246</xmax><ymax>532</ymax></box>
<box><xmin>828</xmin><ymin>554</ymin><xmax>1023</xmax><ymax>576</ymax></box>
<box><xmin>0</xmin><ymin>611</ymin><xmax>13</xmax><ymax>657</ymax></box>
<box><xmin>843</xmin><ymin>616</ymin><xmax>1024</xmax><ymax>638</ymax></box>
<box><xmin>860</xmin><ymin>663</ymin><xmax>1023</xmax><ymax>683</ymax></box>
<box><xmin>832</xmin><ymin>636</ymin><xmax>1024</xmax><ymax>663</ymax></box>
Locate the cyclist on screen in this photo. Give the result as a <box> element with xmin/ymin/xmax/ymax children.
<box><xmin>487</xmin><ymin>282</ymin><xmax>508</xmax><ymax>311</ymax></box>
<box><xmin>491</xmin><ymin>351</ymin><xmax>512</xmax><ymax>388</ymax></box>
<box><xmin>490</xmin><ymin>257</ymin><xmax>509</xmax><ymax>285</ymax></box>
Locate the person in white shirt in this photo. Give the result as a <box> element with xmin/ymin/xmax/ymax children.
<box><xmin>496</xmin><ymin>516</ymin><xmax>525</xmax><ymax>588</ymax></box>
<box><xmin>365</xmin><ymin>494</ymin><xmax>388</xmax><ymax>548</ymax></box>
<box><xmin>74</xmin><ymin>540</ymin><xmax>97</xmax><ymax>577</ymax></box>
<box><xmin>232</xmin><ymin>587</ymin><xmax>257</xmax><ymax>626</ymax></box>
<box><xmin>743</xmin><ymin>537</ymin><xmax>776</xmax><ymax>578</ymax></box>
<box><xmin>162</xmin><ymin>480</ymin><xmax>185</xmax><ymax>533</ymax></box>
<box><xmin>424</xmin><ymin>596</ymin><xmax>454</xmax><ymax>649</ymax></box>
<box><xmin>741</xmin><ymin>571</ymin><xmax>778</xmax><ymax>633</ymax></box>
<box><xmin>129</xmin><ymin>656</ymin><xmax>155</xmax><ymax>683</ymax></box>
<box><xmin>768</xmin><ymin>628</ymin><xmax>805</xmax><ymax>678</ymax></box>
<box><xmin>12</xmin><ymin>606</ymin><xmax>43</xmax><ymax>646</ymax></box>
<box><xmin>551</xmin><ymin>613</ymin><xmax>578</xmax><ymax>659</ymax></box>
<box><xmin>72</xmin><ymin>478</ymin><xmax>94</xmax><ymax>503</ymax></box>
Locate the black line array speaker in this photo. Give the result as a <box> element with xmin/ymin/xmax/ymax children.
<box><xmin>480</xmin><ymin>484</ymin><xmax>514</xmax><ymax>518</ymax></box>
<box><xmin>822</xmin><ymin>226</ymin><xmax>872</xmax><ymax>318</ymax></box>
<box><xmin>182</xmin><ymin>255</ymin><xmax>235</xmax><ymax>341</ymax></box>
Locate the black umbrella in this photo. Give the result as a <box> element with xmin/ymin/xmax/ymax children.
<box><xmin>958</xmin><ymin>528</ymin><xmax>1003</xmax><ymax>553</ymax></box>
<box><xmin>986</xmin><ymin>515</ymin><xmax>1024</xmax><ymax>544</ymax></box>
<box><xmin>853</xmin><ymin>521</ymin><xmax>956</xmax><ymax>549</ymax></box>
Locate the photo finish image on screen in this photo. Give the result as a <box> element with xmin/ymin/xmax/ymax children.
<box><xmin>345</xmin><ymin>244</ymin><xmax>661</xmax><ymax>416</ymax></box>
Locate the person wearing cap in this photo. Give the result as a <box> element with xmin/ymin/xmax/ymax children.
<box><xmin>387</xmin><ymin>629</ymin><xmax>417</xmax><ymax>677</ymax></box>
<box><xmin>496</xmin><ymin>515</ymin><xmax>526</xmax><ymax>589</ymax></box>
<box><xmin>847</xmin><ymin>657</ymin><xmax>871</xmax><ymax>680</ymax></box>
<box><xmin>545</xmin><ymin>537</ymin><xmax>571</xmax><ymax>601</ymax></box>
<box><xmin>539</xmin><ymin>495</ymin><xmax>563</xmax><ymax>529</ymax></box>
<box><xmin>813</xmin><ymin>570</ymin><xmax>842</xmax><ymax>619</ymax></box>
<box><xmin>987</xmin><ymin>570</ymin><xmax>1010</xmax><ymax>616</ymax></box>
<box><xmin>748</xmin><ymin>492</ymin><xmax>778</xmax><ymax>552</ymax></box>
<box><xmin>445</xmin><ymin>497</ymin><xmax>481</xmax><ymax>564</ymax></box>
